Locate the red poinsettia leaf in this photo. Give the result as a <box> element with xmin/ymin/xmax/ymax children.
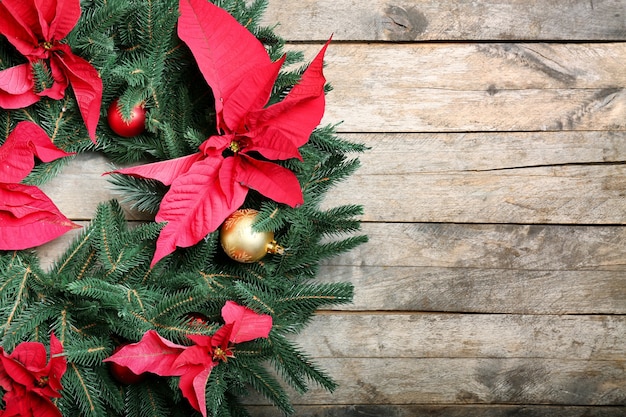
<box><xmin>185</xmin><ymin>334</ymin><xmax>212</xmax><ymax>348</ymax></box>
<box><xmin>112</xmin><ymin>153</ymin><xmax>203</xmax><ymax>186</ymax></box>
<box><xmin>236</xmin><ymin>155</ymin><xmax>304</xmax><ymax>208</ymax></box>
<box><xmin>103</xmin><ymin>330</ymin><xmax>187</xmax><ymax>377</ymax></box>
<box><xmin>217</xmin><ymin>156</ymin><xmax>243</xmax><ymax>205</ymax></box>
<box><xmin>173</xmin><ymin>344</ymin><xmax>210</xmax><ymax>370</ymax></box>
<box><xmin>222</xmin><ymin>57</ymin><xmax>285</xmax><ymax>132</ymax></box>
<box><xmin>0</xmin><ymin>348</ymin><xmax>39</xmax><ymax>388</ymax></box>
<box><xmin>0</xmin><ymin>1</ymin><xmax>39</xmax><ymax>56</ymax></box>
<box><xmin>0</xmin><ymin>121</ymin><xmax>73</xmax><ymax>183</ymax></box>
<box><xmin>208</xmin><ymin>323</ymin><xmax>233</xmax><ymax>351</ymax></box>
<box><xmin>198</xmin><ymin>134</ymin><xmax>232</xmax><ymax>157</ymax></box>
<box><xmin>178</xmin><ymin>0</ymin><xmax>271</xmax><ymax>129</ymax></box>
<box><xmin>52</xmin><ymin>48</ymin><xmax>102</xmax><ymax>142</ymax></box>
<box><xmin>248</xmin><ymin>39</ymin><xmax>330</xmax><ymax>148</ymax></box>
<box><xmin>151</xmin><ymin>157</ymin><xmax>247</xmax><ymax>266</ymax></box>
<box><xmin>221</xmin><ymin>301</ymin><xmax>272</xmax><ymax>344</ymax></box>
<box><xmin>11</xmin><ymin>342</ymin><xmax>48</xmax><ymax>372</ymax></box>
<box><xmin>244</xmin><ymin>125</ymin><xmax>303</xmax><ymax>161</ymax></box>
<box><xmin>45</xmin><ymin>333</ymin><xmax>66</xmax><ymax>393</ymax></box>
<box><xmin>2</xmin><ymin>388</ymin><xmax>64</xmax><ymax>417</ymax></box>
<box><xmin>178</xmin><ymin>365</ymin><xmax>213</xmax><ymax>417</ymax></box>
<box><xmin>42</xmin><ymin>0</ymin><xmax>81</xmax><ymax>41</ymax></box>
<box><xmin>0</xmin><ymin>64</ymin><xmax>40</xmax><ymax>109</ymax></box>
<box><xmin>0</xmin><ymin>183</ymin><xmax>80</xmax><ymax>250</ymax></box>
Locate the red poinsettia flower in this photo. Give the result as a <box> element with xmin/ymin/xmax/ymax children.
<box><xmin>0</xmin><ymin>121</ymin><xmax>79</xmax><ymax>250</ymax></box>
<box><xmin>104</xmin><ymin>301</ymin><xmax>272</xmax><ymax>417</ymax></box>
<box><xmin>0</xmin><ymin>0</ymin><xmax>102</xmax><ymax>142</ymax></box>
<box><xmin>114</xmin><ymin>0</ymin><xmax>330</xmax><ymax>266</ymax></box>
<box><xmin>0</xmin><ymin>333</ymin><xmax>67</xmax><ymax>417</ymax></box>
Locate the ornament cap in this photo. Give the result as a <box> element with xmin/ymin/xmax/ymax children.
<box><xmin>267</xmin><ymin>240</ymin><xmax>284</xmax><ymax>255</ymax></box>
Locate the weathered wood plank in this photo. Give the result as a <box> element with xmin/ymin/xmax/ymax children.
<box><xmin>331</xmin><ymin>223</ymin><xmax>626</xmax><ymax>271</ymax></box>
<box><xmin>347</xmin><ymin>131</ymin><xmax>626</xmax><ymax>173</ymax></box>
<box><xmin>325</xmin><ymin>164</ymin><xmax>626</xmax><ymax>224</ymax></box>
<box><xmin>318</xmin><ymin>266</ymin><xmax>626</xmax><ymax>314</ymax></box>
<box><xmin>290</xmin><ymin>314</ymin><xmax>626</xmax><ymax>360</ymax></box>
<box><xmin>248</xmin><ymin>404</ymin><xmax>626</xmax><ymax>417</ymax></box>
<box><xmin>262</xmin><ymin>0</ymin><xmax>626</xmax><ymax>41</ymax></box>
<box><xmin>243</xmin><ymin>358</ymin><xmax>626</xmax><ymax>405</ymax></box>
<box><xmin>309</xmin><ymin>43</ymin><xmax>626</xmax><ymax>132</ymax></box>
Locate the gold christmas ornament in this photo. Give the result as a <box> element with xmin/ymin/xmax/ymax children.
<box><xmin>220</xmin><ymin>209</ymin><xmax>284</xmax><ymax>263</ymax></box>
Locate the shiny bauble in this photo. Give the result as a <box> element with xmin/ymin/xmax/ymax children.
<box><xmin>220</xmin><ymin>209</ymin><xmax>283</xmax><ymax>263</ymax></box>
<box><xmin>107</xmin><ymin>99</ymin><xmax>146</xmax><ymax>137</ymax></box>
<box><xmin>108</xmin><ymin>345</ymin><xmax>146</xmax><ymax>385</ymax></box>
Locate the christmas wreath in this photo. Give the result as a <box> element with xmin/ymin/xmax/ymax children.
<box><xmin>0</xmin><ymin>1</ymin><xmax>367</xmax><ymax>416</ymax></box>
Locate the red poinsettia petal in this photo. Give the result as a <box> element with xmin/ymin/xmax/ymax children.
<box><xmin>186</xmin><ymin>334</ymin><xmax>213</xmax><ymax>348</ymax></box>
<box><xmin>178</xmin><ymin>0</ymin><xmax>271</xmax><ymax>129</ymax></box>
<box><xmin>103</xmin><ymin>330</ymin><xmax>188</xmax><ymax>377</ymax></box>
<box><xmin>198</xmin><ymin>134</ymin><xmax>233</xmax><ymax>157</ymax></box>
<box><xmin>151</xmin><ymin>157</ymin><xmax>247</xmax><ymax>266</ymax></box>
<box><xmin>208</xmin><ymin>323</ymin><xmax>234</xmax><ymax>351</ymax></box>
<box><xmin>222</xmin><ymin>57</ymin><xmax>285</xmax><ymax>133</ymax></box>
<box><xmin>0</xmin><ymin>0</ymin><xmax>40</xmax><ymax>57</ymax></box>
<box><xmin>2</xmin><ymin>387</ymin><xmax>64</xmax><ymax>417</ymax></box>
<box><xmin>244</xmin><ymin>126</ymin><xmax>303</xmax><ymax>161</ymax></box>
<box><xmin>178</xmin><ymin>365</ymin><xmax>213</xmax><ymax>417</ymax></box>
<box><xmin>0</xmin><ymin>183</ymin><xmax>80</xmax><ymax>250</ymax></box>
<box><xmin>11</xmin><ymin>342</ymin><xmax>48</xmax><ymax>373</ymax></box>
<box><xmin>41</xmin><ymin>0</ymin><xmax>81</xmax><ymax>41</ymax></box>
<box><xmin>236</xmin><ymin>155</ymin><xmax>304</xmax><ymax>208</ymax></box>
<box><xmin>112</xmin><ymin>153</ymin><xmax>203</xmax><ymax>186</ymax></box>
<box><xmin>52</xmin><ymin>49</ymin><xmax>102</xmax><ymax>142</ymax></box>
<box><xmin>221</xmin><ymin>301</ymin><xmax>272</xmax><ymax>344</ymax></box>
<box><xmin>0</xmin><ymin>65</ymin><xmax>40</xmax><ymax>109</ymax></box>
<box><xmin>45</xmin><ymin>333</ymin><xmax>66</xmax><ymax>393</ymax></box>
<box><xmin>248</xmin><ymin>39</ymin><xmax>330</xmax><ymax>148</ymax></box>
<box><xmin>0</xmin><ymin>121</ymin><xmax>73</xmax><ymax>183</ymax></box>
<box><xmin>0</xmin><ymin>350</ymin><xmax>38</xmax><ymax>389</ymax></box>
<box><xmin>173</xmin><ymin>345</ymin><xmax>208</xmax><ymax>368</ymax></box>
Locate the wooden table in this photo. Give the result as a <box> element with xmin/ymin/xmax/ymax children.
<box><xmin>38</xmin><ymin>1</ymin><xmax>626</xmax><ymax>416</ymax></box>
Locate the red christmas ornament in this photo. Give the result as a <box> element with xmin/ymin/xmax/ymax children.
<box><xmin>107</xmin><ymin>99</ymin><xmax>146</xmax><ymax>137</ymax></box>
<box><xmin>108</xmin><ymin>345</ymin><xmax>146</xmax><ymax>384</ymax></box>
<box><xmin>186</xmin><ymin>312</ymin><xmax>209</xmax><ymax>327</ymax></box>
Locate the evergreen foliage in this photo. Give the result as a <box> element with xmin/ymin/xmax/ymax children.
<box><xmin>0</xmin><ymin>0</ymin><xmax>366</xmax><ymax>416</ymax></box>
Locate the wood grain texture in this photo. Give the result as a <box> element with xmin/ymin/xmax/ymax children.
<box><xmin>242</xmin><ymin>358</ymin><xmax>626</xmax><ymax>405</ymax></box>
<box><xmin>309</xmin><ymin>43</ymin><xmax>626</xmax><ymax>132</ymax></box>
<box><xmin>261</xmin><ymin>0</ymin><xmax>626</xmax><ymax>41</ymax></box>
<box><xmin>247</xmin><ymin>405</ymin><xmax>626</xmax><ymax>417</ymax></box>
<box><xmin>292</xmin><ymin>314</ymin><xmax>626</xmax><ymax>360</ymax></box>
<box><xmin>331</xmin><ymin>223</ymin><xmax>626</xmax><ymax>271</ymax></box>
<box><xmin>326</xmin><ymin>164</ymin><xmax>626</xmax><ymax>224</ymax></box>
<box><xmin>346</xmin><ymin>131</ymin><xmax>626</xmax><ymax>173</ymax></box>
<box><xmin>317</xmin><ymin>266</ymin><xmax>626</xmax><ymax>314</ymax></box>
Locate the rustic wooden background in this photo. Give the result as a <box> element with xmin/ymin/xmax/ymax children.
<box><xmin>37</xmin><ymin>0</ymin><xmax>626</xmax><ymax>416</ymax></box>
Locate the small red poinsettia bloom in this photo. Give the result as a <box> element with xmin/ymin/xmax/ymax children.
<box><xmin>0</xmin><ymin>333</ymin><xmax>67</xmax><ymax>417</ymax></box>
<box><xmin>104</xmin><ymin>301</ymin><xmax>272</xmax><ymax>417</ymax></box>
<box><xmin>115</xmin><ymin>0</ymin><xmax>330</xmax><ymax>266</ymax></box>
<box><xmin>0</xmin><ymin>0</ymin><xmax>103</xmax><ymax>141</ymax></box>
